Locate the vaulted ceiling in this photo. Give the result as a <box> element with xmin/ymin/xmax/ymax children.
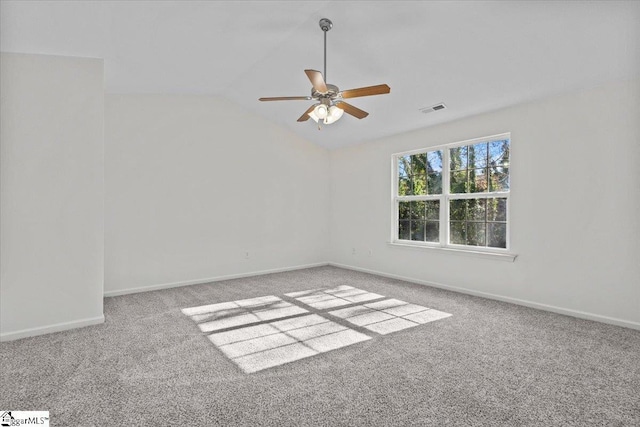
<box><xmin>2</xmin><ymin>1</ymin><xmax>638</xmax><ymax>149</ymax></box>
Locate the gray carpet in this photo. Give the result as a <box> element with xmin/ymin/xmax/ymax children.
<box><xmin>1</xmin><ymin>266</ymin><xmax>639</xmax><ymax>426</ymax></box>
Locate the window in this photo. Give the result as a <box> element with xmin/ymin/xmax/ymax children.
<box><xmin>393</xmin><ymin>133</ymin><xmax>510</xmax><ymax>252</ymax></box>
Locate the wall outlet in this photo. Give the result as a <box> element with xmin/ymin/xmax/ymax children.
<box><xmin>368</xmin><ymin>249</ymin><xmax>373</xmax><ymax>257</ymax></box>
<box><xmin>244</xmin><ymin>251</ymin><xmax>250</xmax><ymax>259</ymax></box>
<box><xmin>351</xmin><ymin>247</ymin><xmax>356</xmax><ymax>255</ymax></box>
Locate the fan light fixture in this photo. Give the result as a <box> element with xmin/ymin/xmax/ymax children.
<box><xmin>308</xmin><ymin>103</ymin><xmax>344</xmax><ymax>124</ymax></box>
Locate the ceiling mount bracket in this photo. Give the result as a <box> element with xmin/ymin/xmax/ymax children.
<box><xmin>319</xmin><ymin>18</ymin><xmax>333</xmax><ymax>32</ymax></box>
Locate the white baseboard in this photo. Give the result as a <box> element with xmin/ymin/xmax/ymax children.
<box><xmin>0</xmin><ymin>315</ymin><xmax>105</xmax><ymax>342</ymax></box>
<box><xmin>104</xmin><ymin>262</ymin><xmax>330</xmax><ymax>297</ymax></box>
<box><xmin>329</xmin><ymin>262</ymin><xmax>640</xmax><ymax>331</ymax></box>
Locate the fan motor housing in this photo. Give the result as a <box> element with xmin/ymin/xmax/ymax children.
<box><xmin>312</xmin><ymin>84</ymin><xmax>339</xmax><ymax>99</ymax></box>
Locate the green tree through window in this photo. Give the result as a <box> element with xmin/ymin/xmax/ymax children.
<box><xmin>395</xmin><ymin>135</ymin><xmax>510</xmax><ymax>250</ymax></box>
<box><xmin>397</xmin><ymin>150</ymin><xmax>443</xmax><ymax>243</ymax></box>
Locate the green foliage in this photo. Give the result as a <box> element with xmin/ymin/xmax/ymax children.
<box><xmin>450</xmin><ymin>199</ymin><xmax>466</xmax><ymax>221</ymax></box>
<box><xmin>449</xmin><ymin>197</ymin><xmax>507</xmax><ymax>247</ymax></box>
<box><xmin>450</xmin><ymin>140</ymin><xmax>509</xmax><ymax>194</ymax></box>
<box><xmin>410</xmin><ymin>201</ymin><xmax>425</xmax><ymax>219</ymax></box>
<box><xmin>398</xmin><ymin>200</ymin><xmax>439</xmax><ymax>242</ymax></box>
<box><xmin>398</xmin><ymin>151</ymin><xmax>442</xmax><ymax>196</ymax></box>
<box><xmin>450</xmin><ymin>170</ymin><xmax>468</xmax><ymax>193</ymax></box>
<box><xmin>398</xmin><ymin>140</ymin><xmax>509</xmax><ymax>248</ymax></box>
<box><xmin>489</xmin><ymin>140</ymin><xmax>510</xmax><ymax>192</ymax></box>
<box><xmin>487</xmin><ymin>198</ymin><xmax>507</xmax><ymax>221</ymax></box>
<box><xmin>450</xmin><ymin>146</ymin><xmax>467</xmax><ymax>171</ymax></box>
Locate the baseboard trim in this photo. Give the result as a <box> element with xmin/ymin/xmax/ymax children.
<box><xmin>0</xmin><ymin>315</ymin><xmax>105</xmax><ymax>342</ymax></box>
<box><xmin>329</xmin><ymin>262</ymin><xmax>640</xmax><ymax>331</ymax></box>
<box><xmin>104</xmin><ymin>262</ymin><xmax>330</xmax><ymax>297</ymax></box>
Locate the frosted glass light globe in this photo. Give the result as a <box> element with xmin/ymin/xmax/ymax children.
<box><xmin>324</xmin><ymin>105</ymin><xmax>344</xmax><ymax>124</ymax></box>
<box><xmin>315</xmin><ymin>104</ymin><xmax>328</xmax><ymax>119</ymax></box>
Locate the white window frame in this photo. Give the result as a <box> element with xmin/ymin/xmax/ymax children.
<box><xmin>391</xmin><ymin>132</ymin><xmax>514</xmax><ymax>260</ymax></box>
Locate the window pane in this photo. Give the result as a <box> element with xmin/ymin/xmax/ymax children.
<box><xmin>411</xmin><ymin>220</ymin><xmax>425</xmax><ymax>241</ymax></box>
<box><xmin>469</xmin><ymin>168</ymin><xmax>488</xmax><ymax>193</ymax></box>
<box><xmin>467</xmin><ymin>198</ymin><xmax>486</xmax><ymax>221</ymax></box>
<box><xmin>399</xmin><ymin>220</ymin><xmax>410</xmax><ymax>240</ymax></box>
<box><xmin>489</xmin><ymin>139</ymin><xmax>510</xmax><ymax>193</ymax></box>
<box><xmin>469</xmin><ymin>143</ymin><xmax>488</xmax><ymax>169</ymax></box>
<box><xmin>399</xmin><ymin>201</ymin><xmax>410</xmax><ymax>220</ymax></box>
<box><xmin>450</xmin><ymin>170</ymin><xmax>468</xmax><ymax>193</ymax></box>
<box><xmin>411</xmin><ymin>153</ymin><xmax>427</xmax><ymax>175</ymax></box>
<box><xmin>410</xmin><ymin>201</ymin><xmax>426</xmax><ymax>220</ymax></box>
<box><xmin>489</xmin><ymin>140</ymin><xmax>509</xmax><ymax>166</ymax></box>
<box><xmin>489</xmin><ymin>167</ymin><xmax>510</xmax><ymax>192</ymax></box>
<box><xmin>427</xmin><ymin>151</ymin><xmax>443</xmax><ymax>173</ymax></box>
<box><xmin>398</xmin><ymin>155</ymin><xmax>411</xmax><ymax>178</ymax></box>
<box><xmin>450</xmin><ymin>222</ymin><xmax>466</xmax><ymax>245</ymax></box>
<box><xmin>487</xmin><ymin>198</ymin><xmax>507</xmax><ymax>221</ymax></box>
<box><xmin>488</xmin><ymin>223</ymin><xmax>507</xmax><ymax>248</ymax></box>
<box><xmin>427</xmin><ymin>172</ymin><xmax>442</xmax><ymax>194</ymax></box>
<box><xmin>450</xmin><ymin>199</ymin><xmax>467</xmax><ymax>221</ymax></box>
<box><xmin>466</xmin><ymin>222</ymin><xmax>486</xmax><ymax>246</ymax></box>
<box><xmin>425</xmin><ymin>200</ymin><xmax>440</xmax><ymax>220</ymax></box>
<box><xmin>426</xmin><ymin>221</ymin><xmax>439</xmax><ymax>242</ymax></box>
<box><xmin>398</xmin><ymin>177</ymin><xmax>411</xmax><ymax>196</ymax></box>
<box><xmin>411</xmin><ymin>174</ymin><xmax>427</xmax><ymax>195</ymax></box>
<box><xmin>450</xmin><ymin>146</ymin><xmax>468</xmax><ymax>170</ymax></box>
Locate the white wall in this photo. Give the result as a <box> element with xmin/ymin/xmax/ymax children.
<box><xmin>105</xmin><ymin>95</ymin><xmax>330</xmax><ymax>295</ymax></box>
<box><xmin>1</xmin><ymin>53</ymin><xmax>105</xmax><ymax>340</ymax></box>
<box><xmin>2</xmin><ymin>53</ymin><xmax>635</xmax><ymax>340</ymax></box>
<box><xmin>329</xmin><ymin>79</ymin><xmax>640</xmax><ymax>328</ymax></box>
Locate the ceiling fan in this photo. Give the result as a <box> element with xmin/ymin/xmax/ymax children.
<box><xmin>259</xmin><ymin>18</ymin><xmax>390</xmax><ymax>128</ymax></box>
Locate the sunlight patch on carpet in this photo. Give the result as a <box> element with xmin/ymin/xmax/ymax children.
<box><xmin>330</xmin><ymin>299</ymin><xmax>452</xmax><ymax>335</ymax></box>
<box><xmin>286</xmin><ymin>285</ymin><xmax>384</xmax><ymax>309</ymax></box>
<box><xmin>207</xmin><ymin>313</ymin><xmax>370</xmax><ymax>373</ymax></box>
<box><xmin>182</xmin><ymin>287</ymin><xmax>451</xmax><ymax>373</ymax></box>
<box><xmin>182</xmin><ymin>296</ymin><xmax>308</xmax><ymax>333</ymax></box>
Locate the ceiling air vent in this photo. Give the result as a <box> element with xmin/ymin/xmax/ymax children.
<box><xmin>420</xmin><ymin>103</ymin><xmax>447</xmax><ymax>114</ymax></box>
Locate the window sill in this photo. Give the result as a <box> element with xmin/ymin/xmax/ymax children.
<box><xmin>388</xmin><ymin>241</ymin><xmax>517</xmax><ymax>262</ymax></box>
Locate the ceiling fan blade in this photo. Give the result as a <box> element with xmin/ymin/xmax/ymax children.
<box><xmin>259</xmin><ymin>96</ymin><xmax>311</xmax><ymax>101</ymax></box>
<box><xmin>340</xmin><ymin>84</ymin><xmax>391</xmax><ymax>99</ymax></box>
<box><xmin>336</xmin><ymin>101</ymin><xmax>369</xmax><ymax>119</ymax></box>
<box><xmin>297</xmin><ymin>104</ymin><xmax>317</xmax><ymax>122</ymax></box>
<box><xmin>304</xmin><ymin>69</ymin><xmax>328</xmax><ymax>93</ymax></box>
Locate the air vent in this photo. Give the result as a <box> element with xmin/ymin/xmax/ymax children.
<box><xmin>420</xmin><ymin>103</ymin><xmax>447</xmax><ymax>114</ymax></box>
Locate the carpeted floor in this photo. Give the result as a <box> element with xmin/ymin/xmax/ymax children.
<box><xmin>1</xmin><ymin>266</ymin><xmax>639</xmax><ymax>426</ymax></box>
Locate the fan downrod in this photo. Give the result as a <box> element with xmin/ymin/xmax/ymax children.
<box><xmin>319</xmin><ymin>18</ymin><xmax>332</xmax><ymax>83</ymax></box>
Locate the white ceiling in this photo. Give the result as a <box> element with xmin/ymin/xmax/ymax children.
<box><xmin>2</xmin><ymin>1</ymin><xmax>639</xmax><ymax>149</ymax></box>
